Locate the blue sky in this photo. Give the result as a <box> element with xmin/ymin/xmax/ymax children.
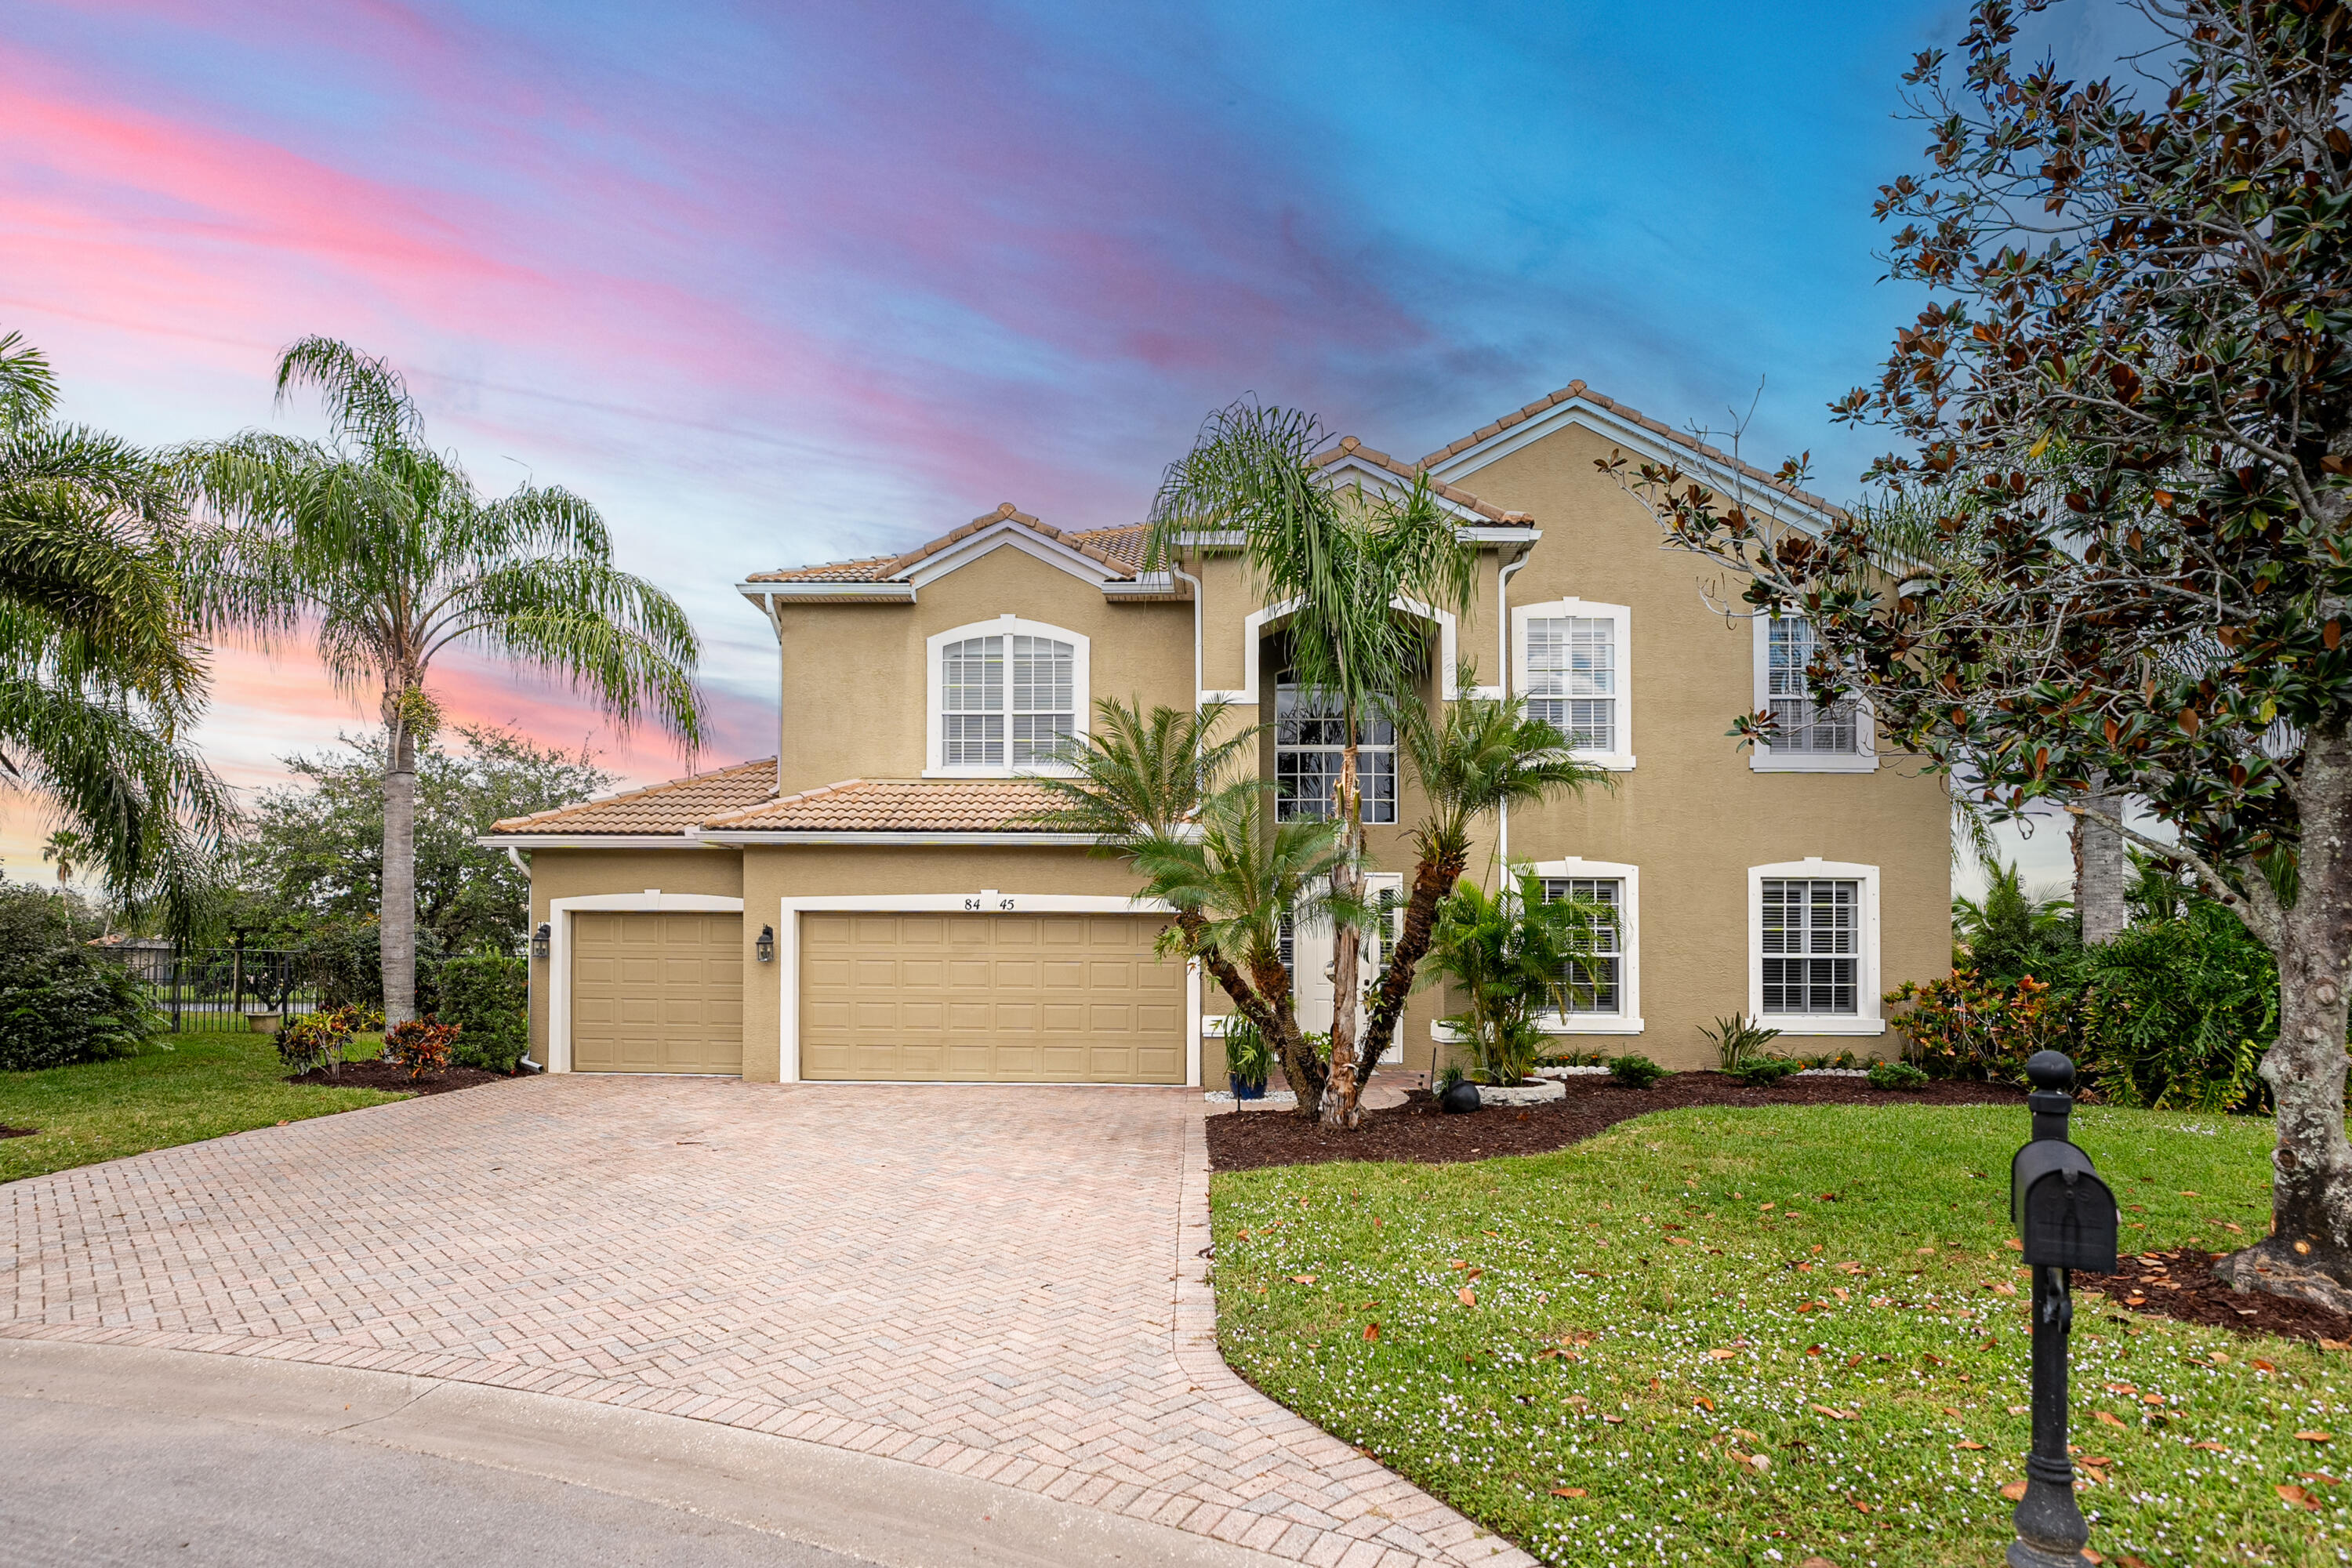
<box><xmin>2</xmin><ymin>0</ymin><xmax>2142</xmax><ymax>894</ymax></box>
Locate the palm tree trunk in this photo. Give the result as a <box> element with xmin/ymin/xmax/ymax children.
<box><xmin>1361</xmin><ymin>844</ymin><xmax>1468</xmax><ymax>1067</ymax></box>
<box><xmin>2073</xmin><ymin>778</ymin><xmax>2128</xmax><ymax>944</ymax></box>
<box><xmin>380</xmin><ymin>712</ymin><xmax>418</xmax><ymax>1025</ymax></box>
<box><xmin>1322</xmin><ymin>740</ymin><xmax>1366</xmax><ymax>1127</ymax></box>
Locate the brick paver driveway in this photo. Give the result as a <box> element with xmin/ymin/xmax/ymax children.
<box><xmin>3</xmin><ymin>1078</ymin><xmax>1527</xmax><ymax>1567</ymax></box>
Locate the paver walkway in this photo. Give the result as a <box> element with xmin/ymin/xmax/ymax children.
<box><xmin>2</xmin><ymin>1077</ymin><xmax>1531</xmax><ymax>1567</ymax></box>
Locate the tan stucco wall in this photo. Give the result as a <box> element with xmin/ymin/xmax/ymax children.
<box><xmin>774</xmin><ymin>544</ymin><xmax>1192</xmax><ymax>793</ymax></box>
<box><xmin>1446</xmin><ymin>420</ymin><xmax>1951</xmax><ymax>1068</ymax></box>
<box><xmin>521</xmin><ymin>847</ymin><xmax>745</xmax><ymax>1066</ymax></box>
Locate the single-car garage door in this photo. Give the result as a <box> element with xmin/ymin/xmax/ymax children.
<box><xmin>799</xmin><ymin>912</ymin><xmax>1183</xmax><ymax>1083</ymax></box>
<box><xmin>572</xmin><ymin>911</ymin><xmax>743</xmax><ymax>1073</ymax></box>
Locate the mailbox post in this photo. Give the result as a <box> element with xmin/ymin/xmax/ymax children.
<box><xmin>2006</xmin><ymin>1050</ymin><xmax>2119</xmax><ymax>1568</ymax></box>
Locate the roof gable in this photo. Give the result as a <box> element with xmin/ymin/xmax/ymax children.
<box><xmin>748</xmin><ymin>503</ymin><xmax>1151</xmax><ymax>592</ymax></box>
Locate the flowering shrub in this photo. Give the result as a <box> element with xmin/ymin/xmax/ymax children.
<box><xmin>276</xmin><ymin>1003</ymin><xmax>383</xmax><ymax>1077</ymax></box>
<box><xmin>1885</xmin><ymin>970</ymin><xmax>2071</xmax><ymax>1083</ymax></box>
<box><xmin>381</xmin><ymin>1017</ymin><xmax>461</xmax><ymax>1081</ymax></box>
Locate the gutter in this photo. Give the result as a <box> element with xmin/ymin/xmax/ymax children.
<box><xmin>1168</xmin><ymin>561</ymin><xmax>1205</xmax><ymax>708</ymax></box>
<box><xmin>1495</xmin><ymin>541</ymin><xmax>1535</xmax><ymax>872</ymax></box>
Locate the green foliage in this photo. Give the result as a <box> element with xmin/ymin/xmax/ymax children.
<box><xmin>1606</xmin><ymin>1052</ymin><xmax>1664</xmax><ymax>1088</ymax></box>
<box><xmin>1435</xmin><ymin>1062</ymin><xmax>1465</xmax><ymax>1094</ymax></box>
<box><xmin>1950</xmin><ymin>861</ymin><xmax>2077</xmax><ymax>985</ymax></box>
<box><xmin>435</xmin><ymin>953</ymin><xmax>528</xmax><ymax>1073</ymax></box>
<box><xmin>1726</xmin><ymin>1054</ymin><xmax>1800</xmax><ymax>1088</ymax></box>
<box><xmin>1221</xmin><ymin>1014</ymin><xmax>1272</xmax><ymax>1089</ymax></box>
<box><xmin>216</xmin><ymin>724</ymin><xmax>609</xmax><ymax>957</ymax></box>
<box><xmin>2077</xmin><ymin>906</ymin><xmax>2277</xmax><ymax>1113</ymax></box>
<box><xmin>1697</xmin><ymin>1014</ymin><xmax>1781</xmax><ymax>1073</ymax></box>
<box><xmin>0</xmin><ymin>880</ymin><xmax>158</xmax><ymax>1071</ymax></box>
<box><xmin>1425</xmin><ymin>873</ymin><xmax>1605</xmax><ymax>1087</ymax></box>
<box><xmin>380</xmin><ymin>1016</ymin><xmax>459</xmax><ymax>1080</ymax></box>
<box><xmin>275</xmin><ymin>1003</ymin><xmax>382</xmax><ymax>1077</ymax></box>
<box><xmin>1887</xmin><ymin>971</ymin><xmax>2071</xmax><ymax>1083</ymax></box>
<box><xmin>1867</xmin><ymin>1060</ymin><xmax>1931</xmax><ymax>1091</ymax></box>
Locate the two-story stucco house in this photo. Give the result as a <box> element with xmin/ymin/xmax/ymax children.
<box><xmin>485</xmin><ymin>381</ymin><xmax>1952</xmax><ymax>1084</ymax></box>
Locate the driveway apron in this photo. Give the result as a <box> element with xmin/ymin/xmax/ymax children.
<box><xmin>2</xmin><ymin>1077</ymin><xmax>1530</xmax><ymax>1567</ymax></box>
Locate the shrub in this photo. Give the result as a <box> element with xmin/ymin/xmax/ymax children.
<box><xmin>1608</xmin><ymin>1052</ymin><xmax>1665</xmax><ymax>1088</ymax></box>
<box><xmin>277</xmin><ymin>1003</ymin><xmax>382</xmax><ymax>1077</ymax></box>
<box><xmin>436</xmin><ymin>953</ymin><xmax>529</xmax><ymax>1073</ymax></box>
<box><xmin>2074</xmin><ymin>905</ymin><xmax>2276</xmax><ymax>1112</ymax></box>
<box><xmin>1221</xmin><ymin>1015</ymin><xmax>1272</xmax><ymax>1089</ymax></box>
<box><xmin>0</xmin><ymin>884</ymin><xmax>158</xmax><ymax>1071</ymax></box>
<box><xmin>1699</xmin><ymin>1014</ymin><xmax>1782</xmax><ymax>1073</ymax></box>
<box><xmin>1436</xmin><ymin>1062</ymin><xmax>1467</xmax><ymax>1094</ymax></box>
<box><xmin>1428</xmin><ymin>873</ymin><xmax>1605</xmax><ymax>1087</ymax></box>
<box><xmin>1867</xmin><ymin>1060</ymin><xmax>1931</xmax><ymax>1091</ymax></box>
<box><xmin>382</xmin><ymin>1016</ymin><xmax>460</xmax><ymax>1080</ymax></box>
<box><xmin>1727</xmin><ymin>1055</ymin><xmax>1801</xmax><ymax>1087</ymax></box>
<box><xmin>1886</xmin><ymin>970</ymin><xmax>2072</xmax><ymax>1081</ymax></box>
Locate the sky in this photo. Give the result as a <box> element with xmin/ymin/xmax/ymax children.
<box><xmin>2</xmin><ymin>0</ymin><xmax>2149</xmax><ymax>901</ymax></box>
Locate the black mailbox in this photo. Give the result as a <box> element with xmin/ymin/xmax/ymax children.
<box><xmin>2011</xmin><ymin>1141</ymin><xmax>2118</xmax><ymax>1272</ymax></box>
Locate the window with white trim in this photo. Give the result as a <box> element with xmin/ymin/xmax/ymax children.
<box><xmin>1512</xmin><ymin>600</ymin><xmax>1633</xmax><ymax>769</ymax></box>
<box><xmin>1542</xmin><ymin>877</ymin><xmax>1621</xmax><ymax>1013</ymax></box>
<box><xmin>1275</xmin><ymin>677</ymin><xmax>1396</xmax><ymax>823</ymax></box>
<box><xmin>927</xmin><ymin>617</ymin><xmax>1087</xmax><ymax>775</ymax></box>
<box><xmin>1759</xmin><ymin>877</ymin><xmax>1859</xmax><ymax>1014</ymax></box>
<box><xmin>1751</xmin><ymin>615</ymin><xmax>1871</xmax><ymax>771</ymax></box>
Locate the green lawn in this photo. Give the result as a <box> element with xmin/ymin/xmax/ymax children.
<box><xmin>1</xmin><ymin>1030</ymin><xmax>408</xmax><ymax>1184</ymax></box>
<box><xmin>1213</xmin><ymin>1103</ymin><xmax>2343</xmax><ymax>1567</ymax></box>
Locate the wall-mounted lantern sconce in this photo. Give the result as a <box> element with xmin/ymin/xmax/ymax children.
<box><xmin>756</xmin><ymin>924</ymin><xmax>776</xmax><ymax>964</ymax></box>
<box><xmin>532</xmin><ymin>922</ymin><xmax>552</xmax><ymax>961</ymax></box>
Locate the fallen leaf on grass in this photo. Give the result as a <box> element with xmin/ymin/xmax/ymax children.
<box><xmin>1798</xmin><ymin>1559</ymin><xmax>1840</xmax><ymax>1568</ymax></box>
<box><xmin>1956</xmin><ymin>1440</ymin><xmax>1987</xmax><ymax>1450</ymax></box>
<box><xmin>2278</xmin><ymin>1484</ymin><xmax>2322</xmax><ymax>1512</ymax></box>
<box><xmin>2194</xmin><ymin>1441</ymin><xmax>2228</xmax><ymax>1452</ymax></box>
<box><xmin>2114</xmin><ymin>1556</ymin><xmax>2153</xmax><ymax>1568</ymax></box>
<box><xmin>2299</xmin><ymin>1471</ymin><xmax>2343</xmax><ymax>1486</ymax></box>
<box><xmin>2001</xmin><ymin>1480</ymin><xmax>2028</xmax><ymax>1501</ymax></box>
<box><xmin>1289</xmin><ymin>1274</ymin><xmax>1318</xmax><ymax>1285</ymax></box>
<box><xmin>1548</xmin><ymin>1486</ymin><xmax>1586</xmax><ymax>1498</ymax></box>
<box><xmin>1709</xmin><ymin>1348</ymin><xmax>1738</xmax><ymax>1359</ymax></box>
<box><xmin>1362</xmin><ymin>1323</ymin><xmax>1380</xmax><ymax>1342</ymax></box>
<box><xmin>1456</xmin><ymin>1287</ymin><xmax>1476</xmax><ymax>1307</ymax></box>
<box><xmin>1693</xmin><ymin>1395</ymin><xmax>1715</xmax><ymax>1411</ymax></box>
<box><xmin>2105</xmin><ymin>1383</ymin><xmax>2139</xmax><ymax>1396</ymax></box>
<box><xmin>1746</xmin><ymin>1453</ymin><xmax>1770</xmax><ymax>1472</ymax></box>
<box><xmin>2298</xmin><ymin>1431</ymin><xmax>2336</xmax><ymax>1443</ymax></box>
<box><xmin>2253</xmin><ymin>1358</ymin><xmax>2278</xmax><ymax>1373</ymax></box>
<box><xmin>2009</xmin><ymin>1404</ymin><xmax>2031</xmax><ymax>1416</ymax></box>
<box><xmin>2095</xmin><ymin>1411</ymin><xmax>2129</xmax><ymax>1428</ymax></box>
<box><xmin>2005</xmin><ymin>1239</ymin><xmax>2024</xmax><ymax>1250</ymax></box>
<box><xmin>1809</xmin><ymin>1403</ymin><xmax>1859</xmax><ymax>1421</ymax></box>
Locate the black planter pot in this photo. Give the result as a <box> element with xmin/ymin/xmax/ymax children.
<box><xmin>1229</xmin><ymin>1073</ymin><xmax>1268</xmax><ymax>1101</ymax></box>
<box><xmin>1439</xmin><ymin>1080</ymin><xmax>1482</xmax><ymax>1115</ymax></box>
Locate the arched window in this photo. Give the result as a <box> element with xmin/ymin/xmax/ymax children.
<box><xmin>925</xmin><ymin>617</ymin><xmax>1089</xmax><ymax>775</ymax></box>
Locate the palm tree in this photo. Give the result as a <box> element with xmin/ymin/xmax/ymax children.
<box><xmin>1026</xmin><ymin>696</ymin><xmax>1253</xmax><ymax>844</ymax></box>
<box><xmin>1357</xmin><ymin>678</ymin><xmax>1602</xmax><ymax>1073</ymax></box>
<box><xmin>1127</xmin><ymin>786</ymin><xmax>1356</xmax><ymax>1107</ymax></box>
<box><xmin>0</xmin><ymin>329</ymin><xmax>232</xmax><ymax>927</ymax></box>
<box><xmin>1148</xmin><ymin>401</ymin><xmax>1477</xmax><ymax>1126</ymax></box>
<box><xmin>41</xmin><ymin>828</ymin><xmax>89</xmax><ymax>893</ymax></box>
<box><xmin>180</xmin><ymin>338</ymin><xmax>705</xmax><ymax>1022</ymax></box>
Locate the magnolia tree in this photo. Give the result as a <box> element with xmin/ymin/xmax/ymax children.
<box><xmin>1610</xmin><ymin>0</ymin><xmax>2352</xmax><ymax>1308</ymax></box>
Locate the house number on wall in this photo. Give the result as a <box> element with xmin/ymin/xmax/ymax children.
<box><xmin>964</xmin><ymin>895</ymin><xmax>1017</xmax><ymax>911</ymax></box>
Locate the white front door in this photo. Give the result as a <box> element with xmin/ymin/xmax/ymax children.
<box><xmin>1290</xmin><ymin>872</ymin><xmax>1404</xmax><ymax>1062</ymax></box>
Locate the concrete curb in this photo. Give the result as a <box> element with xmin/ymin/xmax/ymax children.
<box><xmin>0</xmin><ymin>1336</ymin><xmax>1290</xmax><ymax>1568</ymax></box>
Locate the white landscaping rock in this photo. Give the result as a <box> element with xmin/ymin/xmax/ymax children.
<box><xmin>1201</xmin><ymin>1090</ymin><xmax>1298</xmax><ymax>1109</ymax></box>
<box><xmin>1534</xmin><ymin>1065</ymin><xmax>1610</xmax><ymax>1079</ymax></box>
<box><xmin>1475</xmin><ymin>1079</ymin><xmax>1567</xmax><ymax>1106</ymax></box>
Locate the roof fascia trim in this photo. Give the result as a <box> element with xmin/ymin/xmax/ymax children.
<box><xmin>1428</xmin><ymin>398</ymin><xmax>1842</xmax><ymax>537</ymax></box>
<box><xmin>739</xmin><ymin>581</ymin><xmax>916</xmax><ymax>603</ymax></box>
<box><xmin>475</xmin><ymin>833</ymin><xmax>722</xmax><ymax>849</ymax></box>
<box><xmin>701</xmin><ymin>830</ymin><xmax>1100</xmax><ymax>846</ymax></box>
<box><xmin>902</xmin><ymin>522</ymin><xmax>1120</xmax><ymax>590</ymax></box>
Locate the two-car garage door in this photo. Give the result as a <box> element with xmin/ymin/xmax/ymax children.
<box><xmin>798</xmin><ymin>912</ymin><xmax>1183</xmax><ymax>1083</ymax></box>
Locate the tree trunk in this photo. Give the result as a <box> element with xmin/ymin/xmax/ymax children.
<box><xmin>1360</xmin><ymin>845</ymin><xmax>1469</xmax><ymax>1069</ymax></box>
<box><xmin>1321</xmin><ymin>742</ymin><xmax>1366</xmax><ymax>1127</ymax></box>
<box><xmin>2073</xmin><ymin>779</ymin><xmax>2129</xmax><ymax>944</ymax></box>
<box><xmin>2217</xmin><ymin>726</ymin><xmax>2352</xmax><ymax>1310</ymax></box>
<box><xmin>380</xmin><ymin>712</ymin><xmax>418</xmax><ymax>1026</ymax></box>
<box><xmin>1247</xmin><ymin>946</ymin><xmax>1325</xmax><ymax>1111</ymax></box>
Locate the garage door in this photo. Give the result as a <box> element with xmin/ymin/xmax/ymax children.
<box><xmin>799</xmin><ymin>912</ymin><xmax>1183</xmax><ymax>1083</ymax></box>
<box><xmin>571</xmin><ymin>911</ymin><xmax>743</xmax><ymax>1073</ymax></box>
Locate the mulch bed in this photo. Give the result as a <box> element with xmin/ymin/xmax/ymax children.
<box><xmin>285</xmin><ymin>1062</ymin><xmax>516</xmax><ymax>1095</ymax></box>
<box><xmin>2080</xmin><ymin>1247</ymin><xmax>2352</xmax><ymax>1347</ymax></box>
<box><xmin>0</xmin><ymin>1124</ymin><xmax>36</xmax><ymax>1139</ymax></box>
<box><xmin>1207</xmin><ymin>1071</ymin><xmax>2024</xmax><ymax>1171</ymax></box>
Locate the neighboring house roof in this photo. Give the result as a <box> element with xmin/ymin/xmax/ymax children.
<box><xmin>1419</xmin><ymin>379</ymin><xmax>1847</xmax><ymax>521</ymax></box>
<box><xmin>705</xmin><ymin>778</ymin><xmax>1066</xmax><ymax>834</ymax></box>
<box><xmin>746</xmin><ymin>503</ymin><xmax>1152</xmax><ymax>586</ymax></box>
<box><xmin>489</xmin><ymin>758</ymin><xmax>781</xmax><ymax>835</ymax></box>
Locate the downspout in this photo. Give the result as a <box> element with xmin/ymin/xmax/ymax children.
<box><xmin>1167</xmin><ymin>556</ymin><xmax>1207</xmax><ymax>1086</ymax></box>
<box><xmin>1495</xmin><ymin>546</ymin><xmax>1534</xmax><ymax>871</ymax></box>
<box><xmin>504</xmin><ymin>844</ymin><xmax>546</xmax><ymax>1071</ymax></box>
<box><xmin>1169</xmin><ymin>560</ymin><xmax>1205</xmax><ymax>708</ymax></box>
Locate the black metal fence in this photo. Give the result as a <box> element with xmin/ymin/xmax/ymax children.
<box><xmin>120</xmin><ymin>946</ymin><xmax>332</xmax><ymax>1034</ymax></box>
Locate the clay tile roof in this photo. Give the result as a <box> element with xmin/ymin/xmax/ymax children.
<box><xmin>1311</xmin><ymin>436</ymin><xmax>1533</xmax><ymax>524</ymax></box>
<box><xmin>490</xmin><ymin>758</ymin><xmax>780</xmax><ymax>836</ymax></box>
<box><xmin>749</xmin><ymin>503</ymin><xmax>1149</xmax><ymax>585</ymax></box>
<box><xmin>704</xmin><ymin>777</ymin><xmax>1071</xmax><ymax>833</ymax></box>
<box><xmin>1416</xmin><ymin>379</ymin><xmax>1846</xmax><ymax>520</ymax></box>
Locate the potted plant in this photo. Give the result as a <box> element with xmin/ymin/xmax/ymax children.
<box><xmin>1224</xmin><ymin>1015</ymin><xmax>1273</xmax><ymax>1101</ymax></box>
<box><xmin>1425</xmin><ymin>872</ymin><xmax>1610</xmax><ymax>1104</ymax></box>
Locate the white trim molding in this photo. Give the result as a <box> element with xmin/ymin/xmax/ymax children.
<box><xmin>1523</xmin><ymin>858</ymin><xmax>1642</xmax><ymax>1034</ymax></box>
<box><xmin>1750</xmin><ymin>614</ymin><xmax>1877</xmax><ymax>774</ymax></box>
<box><xmin>545</xmin><ymin>891</ymin><xmax>746</xmax><ymax>1073</ymax></box>
<box><xmin>924</xmin><ymin>614</ymin><xmax>1091</xmax><ymax>779</ymax></box>
<box><xmin>775</xmin><ymin>892</ymin><xmax>1185</xmax><ymax>1085</ymax></box>
<box><xmin>1748</xmin><ymin>858</ymin><xmax>1883</xmax><ymax>1036</ymax></box>
<box><xmin>1512</xmin><ymin>598</ymin><xmax>1635</xmax><ymax>771</ymax></box>
<box><xmin>1226</xmin><ymin>594</ymin><xmax>1458</xmax><ymax>706</ymax></box>
<box><xmin>481</xmin><ymin>833</ymin><xmax>720</xmax><ymax>850</ymax></box>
